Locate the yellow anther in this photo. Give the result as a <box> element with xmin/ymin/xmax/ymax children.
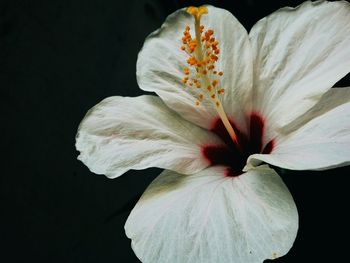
<box><xmin>195</xmin><ymin>101</ymin><xmax>200</xmax><ymax>106</ymax></box>
<box><xmin>182</xmin><ymin>77</ymin><xmax>189</xmax><ymax>84</ymax></box>
<box><xmin>208</xmin><ymin>65</ymin><xmax>215</xmax><ymax>70</ymax></box>
<box><xmin>183</xmin><ymin>67</ymin><xmax>190</xmax><ymax>75</ymax></box>
<box><xmin>211</xmin><ymin>94</ymin><xmax>216</xmax><ymax>99</ymax></box>
<box><xmin>187</xmin><ymin>57</ymin><xmax>197</xmax><ymax>65</ymax></box>
<box><xmin>202</xmin><ymin>69</ymin><xmax>207</xmax><ymax>75</ymax></box>
<box><xmin>189</xmin><ymin>40</ymin><xmax>197</xmax><ymax>51</ymax></box>
<box><xmin>211</xmin><ymin>54</ymin><xmax>218</xmax><ymax>61</ymax></box>
<box><xmin>198</xmin><ymin>94</ymin><xmax>204</xmax><ymax>101</ymax></box>
<box><xmin>213</xmin><ymin>71</ymin><xmax>217</xmax><ymax>74</ymax></box>
<box><xmin>181</xmin><ymin>45</ymin><xmax>186</xmax><ymax>51</ymax></box>
<box><xmin>207</xmin><ymin>85</ymin><xmax>213</xmax><ymax>92</ymax></box>
<box><xmin>185</xmin><ymin>25</ymin><xmax>190</xmax><ymax>31</ymax></box>
<box><xmin>216</xmin><ymin>101</ymin><xmax>220</xmax><ymax>107</ymax></box>
<box><xmin>196</xmin><ymin>82</ymin><xmax>201</xmax><ymax>88</ymax></box>
<box><xmin>212</xmin><ymin>79</ymin><xmax>218</xmax><ymax>87</ymax></box>
<box><xmin>218</xmin><ymin>71</ymin><xmax>224</xmax><ymax>76</ymax></box>
<box><xmin>218</xmin><ymin>88</ymin><xmax>225</xmax><ymax>94</ymax></box>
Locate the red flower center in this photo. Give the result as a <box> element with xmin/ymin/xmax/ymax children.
<box><xmin>201</xmin><ymin>112</ymin><xmax>274</xmax><ymax>177</ymax></box>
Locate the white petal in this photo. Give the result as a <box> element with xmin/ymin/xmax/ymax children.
<box><xmin>250</xmin><ymin>1</ymin><xmax>350</xmax><ymax>141</ymax></box>
<box><xmin>125</xmin><ymin>166</ymin><xmax>298</xmax><ymax>263</ymax></box>
<box><xmin>247</xmin><ymin>88</ymin><xmax>350</xmax><ymax>170</ymax></box>
<box><xmin>137</xmin><ymin>6</ymin><xmax>253</xmax><ymax>131</ymax></box>
<box><xmin>279</xmin><ymin>87</ymin><xmax>350</xmax><ymax>135</ymax></box>
<box><xmin>76</xmin><ymin>95</ymin><xmax>222</xmax><ymax>178</ymax></box>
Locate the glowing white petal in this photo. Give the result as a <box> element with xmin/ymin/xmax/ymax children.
<box><xmin>248</xmin><ymin>88</ymin><xmax>350</xmax><ymax>170</ymax></box>
<box><xmin>250</xmin><ymin>0</ymin><xmax>350</xmax><ymax>142</ymax></box>
<box><xmin>125</xmin><ymin>166</ymin><xmax>298</xmax><ymax>263</ymax></box>
<box><xmin>76</xmin><ymin>95</ymin><xmax>222</xmax><ymax>178</ymax></box>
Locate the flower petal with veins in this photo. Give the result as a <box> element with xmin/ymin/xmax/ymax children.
<box><xmin>76</xmin><ymin>95</ymin><xmax>223</xmax><ymax>178</ymax></box>
<box><xmin>247</xmin><ymin>88</ymin><xmax>350</xmax><ymax>170</ymax></box>
<box><xmin>125</xmin><ymin>166</ymin><xmax>298</xmax><ymax>263</ymax></box>
<box><xmin>250</xmin><ymin>0</ymin><xmax>350</xmax><ymax>142</ymax></box>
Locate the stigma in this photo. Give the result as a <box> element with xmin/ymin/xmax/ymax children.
<box><xmin>181</xmin><ymin>6</ymin><xmax>240</xmax><ymax>147</ymax></box>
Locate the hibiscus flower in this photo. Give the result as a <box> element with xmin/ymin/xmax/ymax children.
<box><xmin>76</xmin><ymin>1</ymin><xmax>350</xmax><ymax>262</ymax></box>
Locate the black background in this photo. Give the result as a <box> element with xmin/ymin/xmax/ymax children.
<box><xmin>3</xmin><ymin>0</ymin><xmax>350</xmax><ymax>262</ymax></box>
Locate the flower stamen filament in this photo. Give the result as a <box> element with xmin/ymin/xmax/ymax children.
<box><xmin>184</xmin><ymin>6</ymin><xmax>240</xmax><ymax>147</ymax></box>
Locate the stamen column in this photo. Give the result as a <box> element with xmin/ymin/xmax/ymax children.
<box><xmin>186</xmin><ymin>6</ymin><xmax>241</xmax><ymax>148</ymax></box>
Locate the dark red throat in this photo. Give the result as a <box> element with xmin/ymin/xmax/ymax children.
<box><xmin>201</xmin><ymin>112</ymin><xmax>274</xmax><ymax>177</ymax></box>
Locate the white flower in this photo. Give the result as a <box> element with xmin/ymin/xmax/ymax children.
<box><xmin>75</xmin><ymin>1</ymin><xmax>350</xmax><ymax>262</ymax></box>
